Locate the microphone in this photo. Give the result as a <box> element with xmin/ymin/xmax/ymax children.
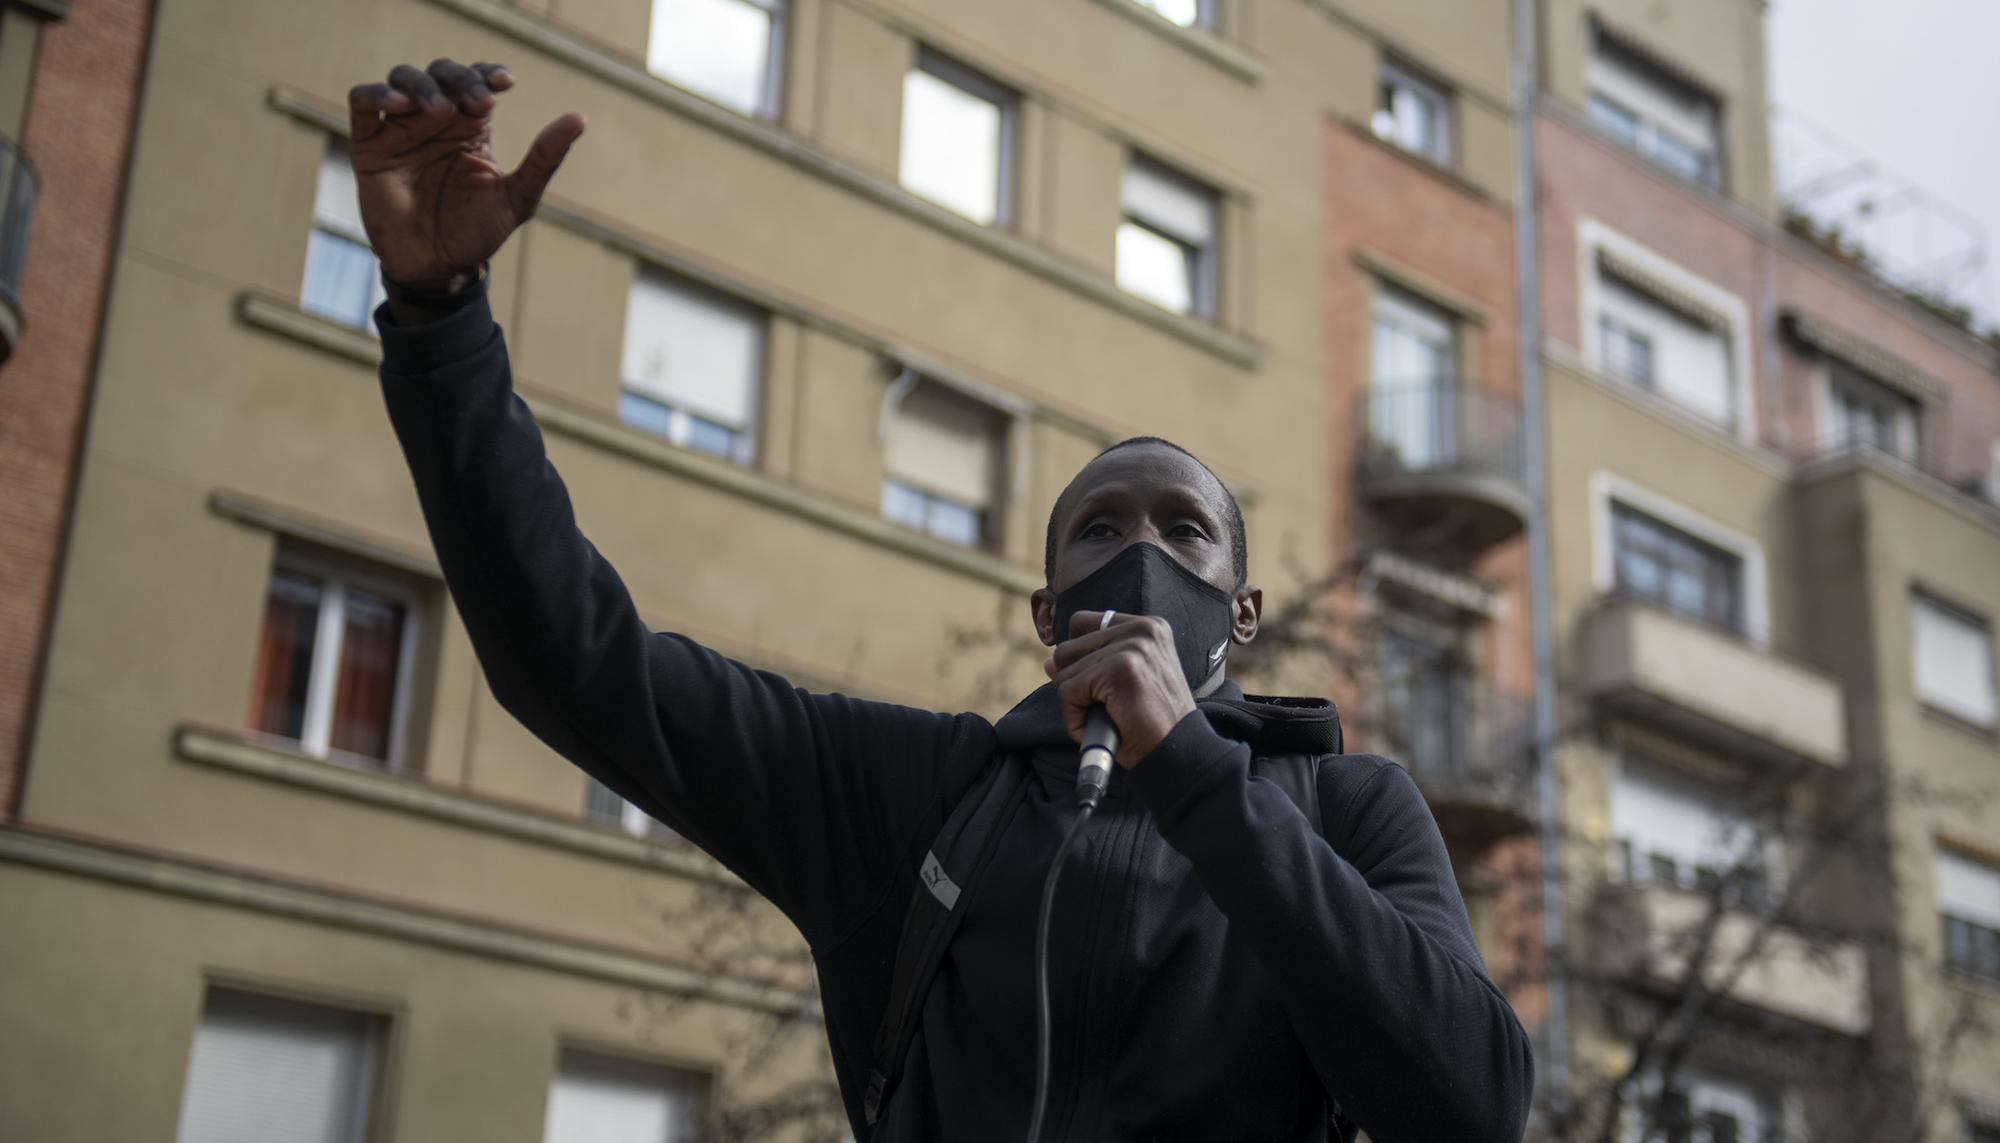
<box><xmin>1078</xmin><ymin>705</ymin><xmax>1117</xmax><ymax>808</ymax></box>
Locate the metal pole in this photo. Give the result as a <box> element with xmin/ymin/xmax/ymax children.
<box><xmin>1510</xmin><ymin>0</ymin><xmax>1570</xmax><ymax>1132</ymax></box>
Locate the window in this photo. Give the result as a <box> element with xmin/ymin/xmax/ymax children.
<box><xmin>1377</xmin><ymin>619</ymin><xmax>1472</xmax><ymax>775</ymax></box>
<box><xmin>544</xmin><ymin>1048</ymin><xmax>708</xmax><ymax>1143</ymax></box>
<box><xmin>302</xmin><ymin>144</ymin><xmax>386</xmax><ymax>332</ymax></box>
<box><xmin>1131</xmin><ymin>0</ymin><xmax>1209</xmax><ymax>29</ymax></box>
<box><xmin>1935</xmin><ymin>848</ymin><xmax>2000</xmax><ymax>984</ymax></box>
<box><xmin>1623</xmin><ymin>1070</ymin><xmax>1777</xmax><ymax>1143</ymax></box>
<box><xmin>1912</xmin><ymin>593</ymin><xmax>1997</xmax><ymax>728</ymax></box>
<box><xmin>585</xmin><ymin>776</ymin><xmax>680</xmax><ymax>842</ymax></box>
<box><xmin>882</xmin><ymin>380</ymin><xmax>1006</xmax><ymax>549</ymax></box>
<box><xmin>899</xmin><ymin>51</ymin><xmax>1013</xmax><ymax>226</ymax></box>
<box><xmin>620</xmin><ymin>268</ymin><xmax>763</xmax><ymax>465</ymax></box>
<box><xmin>1372</xmin><ymin>61</ymin><xmax>1452</xmax><ymax>165</ymax></box>
<box><xmin>1587</xmin><ymin>31</ymin><xmax>1721</xmax><ymax>188</ymax></box>
<box><xmin>646</xmin><ymin>0</ymin><xmax>785</xmax><ymax>118</ymax></box>
<box><xmin>175</xmin><ymin>989</ymin><xmax>380</xmax><ymax>1143</ymax></box>
<box><xmin>1825</xmin><ymin>362</ymin><xmax>1919</xmax><ymax>462</ymax></box>
<box><xmin>1611</xmin><ymin>502</ymin><xmax>1744</xmax><ymax>634</ymax></box>
<box><xmin>1368</xmin><ymin>286</ymin><xmax>1458</xmax><ymax>469</ymax></box>
<box><xmin>1611</xmin><ymin>754</ymin><xmax>1776</xmax><ymax>910</ymax></box>
<box><xmin>1594</xmin><ymin>272</ymin><xmax>1735</xmax><ymax>429</ymax></box>
<box><xmin>248</xmin><ymin>553</ymin><xmax>421</xmax><ymax>769</ymax></box>
<box><xmin>1117</xmin><ymin>156</ymin><xmax>1218</xmax><ymax>319</ymax></box>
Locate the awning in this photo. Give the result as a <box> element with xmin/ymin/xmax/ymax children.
<box><xmin>1597</xmin><ymin>248</ymin><xmax>1732</xmax><ymax>332</ymax></box>
<box><xmin>1781</xmin><ymin>310</ymin><xmax>1946</xmax><ymax>403</ymax></box>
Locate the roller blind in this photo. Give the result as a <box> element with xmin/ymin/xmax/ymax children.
<box><xmin>621</xmin><ymin>270</ymin><xmax>763</xmax><ymax>429</ymax></box>
<box><xmin>1587</xmin><ymin>42</ymin><xmax>1717</xmax><ymax>153</ymax></box>
<box><xmin>544</xmin><ymin>1048</ymin><xmax>707</xmax><ymax>1143</ymax></box>
<box><xmin>1122</xmin><ymin>158</ymin><xmax>1215</xmax><ymax>247</ymax></box>
<box><xmin>313</xmin><ymin>148</ymin><xmax>366</xmax><ymax>240</ymax></box>
<box><xmin>1912</xmin><ymin>594</ymin><xmax>1997</xmax><ymax>726</ymax></box>
<box><xmin>885</xmin><ymin>383</ymin><xmax>1003</xmax><ymax>509</ymax></box>
<box><xmin>1935</xmin><ymin>849</ymin><xmax>2000</xmax><ymax>929</ymax></box>
<box><xmin>174</xmin><ymin>989</ymin><xmax>376</xmax><ymax>1143</ymax></box>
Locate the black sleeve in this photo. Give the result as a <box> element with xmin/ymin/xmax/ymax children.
<box><xmin>1125</xmin><ymin>714</ymin><xmax>1534</xmax><ymax>1142</ymax></box>
<box><xmin>372</xmin><ymin>280</ymin><xmax>980</xmax><ymax>945</ymax></box>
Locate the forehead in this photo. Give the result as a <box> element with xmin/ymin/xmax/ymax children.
<box><xmin>1062</xmin><ymin>445</ymin><xmax>1226</xmax><ymax>519</ymax></box>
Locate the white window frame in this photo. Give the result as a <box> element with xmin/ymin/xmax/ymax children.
<box><xmin>1118</xmin><ymin>154</ymin><xmax>1220</xmax><ymax>320</ymax></box>
<box><xmin>257</xmin><ymin>549</ymin><xmax>424</xmax><ymax>772</ymax></box>
<box><xmin>1373</xmin><ymin>59</ymin><xmax>1453</xmax><ymax>165</ymax></box>
<box><xmin>645</xmin><ymin>0</ymin><xmax>788</xmax><ymax>120</ymax></box>
<box><xmin>1589</xmin><ymin>470</ymin><xmax>1770</xmax><ymax>647</ymax></box>
<box><xmin>1910</xmin><ymin>590</ymin><xmax>1998</xmax><ymax>729</ymax></box>
<box><xmin>1577</xmin><ymin>219</ymin><xmax>1756</xmax><ymax>445</ymax></box>
<box><xmin>1815</xmin><ymin>360</ymin><xmax>1920</xmax><ymax>463</ymax></box>
<box><xmin>899</xmin><ymin>49</ymin><xmax>1015</xmax><ymax>227</ymax></box>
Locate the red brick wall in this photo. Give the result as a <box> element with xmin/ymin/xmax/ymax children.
<box><xmin>0</xmin><ymin>0</ymin><xmax>154</xmax><ymax>816</ymax></box>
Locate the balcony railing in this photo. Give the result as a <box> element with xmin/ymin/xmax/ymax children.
<box><xmin>0</xmin><ymin>134</ymin><xmax>38</xmax><ymax>367</ymax></box>
<box><xmin>1355</xmin><ymin>380</ymin><xmax>1531</xmax><ymax>559</ymax></box>
<box><xmin>1378</xmin><ymin>679</ymin><xmax>1538</xmax><ymax>852</ymax></box>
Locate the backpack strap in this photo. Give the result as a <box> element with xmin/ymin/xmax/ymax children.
<box><xmin>863</xmin><ymin>751</ymin><xmax>1035</xmax><ymax>1126</ymax></box>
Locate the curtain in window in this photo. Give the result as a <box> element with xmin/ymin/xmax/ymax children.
<box><xmin>328</xmin><ymin>588</ymin><xmax>405</xmax><ymax>762</ymax></box>
<box><xmin>249</xmin><ymin>570</ymin><xmax>323</xmax><ymax>742</ymax></box>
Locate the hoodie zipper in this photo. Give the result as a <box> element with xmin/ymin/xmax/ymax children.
<box><xmin>1049</xmin><ymin>796</ymin><xmax>1143</xmax><ymax>1140</ymax></box>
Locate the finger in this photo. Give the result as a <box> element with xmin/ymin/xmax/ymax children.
<box><xmin>428</xmin><ymin>57</ymin><xmax>494</xmax><ymax>114</ymax></box>
<box><xmin>388</xmin><ymin>64</ymin><xmax>447</xmax><ymax>113</ymax></box>
<box><xmin>1065</xmin><ymin>609</ymin><xmax>1148</xmax><ymax>642</ymax></box>
<box><xmin>348</xmin><ymin>82</ymin><xmax>413</xmax><ymax>140</ymax></box>
<box><xmin>504</xmin><ymin>112</ymin><xmax>587</xmax><ymax>221</ymax></box>
<box><xmin>1050</xmin><ymin>613</ymin><xmax>1160</xmax><ymax>670</ymax></box>
<box><xmin>470</xmin><ymin>62</ymin><xmax>514</xmax><ymax>92</ymax></box>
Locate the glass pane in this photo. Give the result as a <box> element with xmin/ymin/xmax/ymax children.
<box><xmin>1650</xmin><ymin>128</ymin><xmax>1713</xmax><ymax>185</ymax></box>
<box><xmin>900</xmin><ymin>66</ymin><xmax>1005</xmax><ymax>224</ymax></box>
<box><xmin>1116</xmin><ymin>221</ymin><xmax>1196</xmax><ymax>314</ymax></box>
<box><xmin>683</xmin><ymin>413</ymin><xmax>740</xmax><ymax>460</ymax></box>
<box><xmin>647</xmin><ymin>0</ymin><xmax>775</xmax><ymax>117</ymax></box>
<box><xmin>249</xmin><ymin>570</ymin><xmax>323</xmax><ymax>742</ymax></box>
<box><xmin>1133</xmin><ymin>0</ymin><xmax>1201</xmax><ymax>28</ymax></box>
<box><xmin>584</xmin><ymin>777</ymin><xmax>625</xmax><ymax>826</ymax></box>
<box><xmin>303</xmin><ymin>229</ymin><xmax>383</xmax><ymax>331</ymax></box>
<box><xmin>881</xmin><ymin>480</ymin><xmax>929</xmax><ymax>530</ymax></box>
<box><xmin>925</xmin><ymin>496</ymin><xmax>982</xmax><ymax>548</ymax></box>
<box><xmin>619</xmin><ymin>390</ymin><xmax>679</xmax><ymax>439</ymax></box>
<box><xmin>1588</xmin><ymin>93</ymin><xmax>1640</xmax><ymax>146</ymax></box>
<box><xmin>329</xmin><ymin>587</ymin><xmax>406</xmax><ymax>763</ymax></box>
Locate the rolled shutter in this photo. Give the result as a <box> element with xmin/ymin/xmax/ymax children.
<box><xmin>885</xmin><ymin>383</ymin><xmax>1002</xmax><ymax>509</ymax></box>
<box><xmin>174</xmin><ymin>989</ymin><xmax>376</xmax><ymax>1143</ymax></box>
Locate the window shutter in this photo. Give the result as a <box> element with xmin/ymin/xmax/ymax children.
<box><xmin>313</xmin><ymin>148</ymin><xmax>366</xmax><ymax>240</ymax></box>
<box><xmin>544</xmin><ymin>1049</ymin><xmax>707</xmax><ymax>1143</ymax></box>
<box><xmin>1935</xmin><ymin>850</ymin><xmax>2000</xmax><ymax>929</ymax></box>
<box><xmin>885</xmin><ymin>383</ymin><xmax>1002</xmax><ymax>510</ymax></box>
<box><xmin>1912</xmin><ymin>594</ymin><xmax>1997</xmax><ymax>726</ymax></box>
<box><xmin>1122</xmin><ymin>159</ymin><xmax>1214</xmax><ymax>248</ymax></box>
<box><xmin>174</xmin><ymin>990</ymin><xmax>376</xmax><ymax>1143</ymax></box>
<box><xmin>621</xmin><ymin>270</ymin><xmax>763</xmax><ymax>430</ymax></box>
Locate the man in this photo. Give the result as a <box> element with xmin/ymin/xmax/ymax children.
<box><xmin>355</xmin><ymin>59</ymin><xmax>1533</xmax><ymax>1141</ymax></box>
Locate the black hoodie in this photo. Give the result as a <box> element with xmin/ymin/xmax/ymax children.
<box><xmin>374</xmin><ymin>277</ymin><xmax>1534</xmax><ymax>1142</ymax></box>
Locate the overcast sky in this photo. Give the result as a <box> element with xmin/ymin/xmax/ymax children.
<box><xmin>1767</xmin><ymin>0</ymin><xmax>2000</xmax><ymax>327</ymax></box>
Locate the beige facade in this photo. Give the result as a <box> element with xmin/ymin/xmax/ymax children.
<box><xmin>0</xmin><ymin>0</ymin><xmax>1538</xmax><ymax>1139</ymax></box>
<box><xmin>1536</xmin><ymin>0</ymin><xmax>2000</xmax><ymax>1138</ymax></box>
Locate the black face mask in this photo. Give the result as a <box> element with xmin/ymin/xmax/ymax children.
<box><xmin>1052</xmin><ymin>541</ymin><xmax>1237</xmax><ymax>690</ymax></box>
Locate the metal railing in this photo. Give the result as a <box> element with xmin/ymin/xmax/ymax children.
<box><xmin>0</xmin><ymin>134</ymin><xmax>38</xmax><ymax>332</ymax></box>
<box><xmin>1355</xmin><ymin>380</ymin><xmax>1526</xmax><ymax>488</ymax></box>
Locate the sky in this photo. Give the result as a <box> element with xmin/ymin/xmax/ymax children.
<box><xmin>1767</xmin><ymin>0</ymin><xmax>2000</xmax><ymax>328</ymax></box>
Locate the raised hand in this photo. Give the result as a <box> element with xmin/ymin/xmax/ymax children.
<box><xmin>346</xmin><ymin>59</ymin><xmax>586</xmax><ymax>293</ymax></box>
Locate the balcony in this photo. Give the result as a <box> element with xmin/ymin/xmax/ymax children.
<box><xmin>0</xmin><ymin>135</ymin><xmax>37</xmax><ymax>367</ymax></box>
<box><xmin>1380</xmin><ymin>679</ymin><xmax>1538</xmax><ymax>853</ymax></box>
<box><xmin>1356</xmin><ymin>381</ymin><xmax>1530</xmax><ymax>560</ymax></box>
<box><xmin>1580</xmin><ymin>597</ymin><xmax>1847</xmax><ymax>771</ymax></box>
<box><xmin>1590</xmin><ymin>881</ymin><xmax>1871</xmax><ymax>1036</ymax></box>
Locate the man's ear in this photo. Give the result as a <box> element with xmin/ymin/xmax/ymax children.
<box><xmin>1230</xmin><ymin>585</ymin><xmax>1262</xmax><ymax>646</ymax></box>
<box><xmin>1031</xmin><ymin>587</ymin><xmax>1059</xmax><ymax>647</ymax></box>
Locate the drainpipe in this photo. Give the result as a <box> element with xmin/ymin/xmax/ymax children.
<box><xmin>1511</xmin><ymin>0</ymin><xmax>1570</xmax><ymax>1130</ymax></box>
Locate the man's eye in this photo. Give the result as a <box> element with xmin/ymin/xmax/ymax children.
<box><xmin>1170</xmin><ymin>524</ymin><xmax>1209</xmax><ymax>539</ymax></box>
<box><xmin>1080</xmin><ymin>522</ymin><xmax>1116</xmax><ymax>539</ymax></box>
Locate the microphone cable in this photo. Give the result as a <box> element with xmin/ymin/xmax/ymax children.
<box><xmin>1025</xmin><ymin>705</ymin><xmax>1117</xmax><ymax>1143</ymax></box>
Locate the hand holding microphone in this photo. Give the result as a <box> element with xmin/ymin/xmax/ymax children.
<box><xmin>1043</xmin><ymin>608</ymin><xmax>1199</xmax><ymax>780</ymax></box>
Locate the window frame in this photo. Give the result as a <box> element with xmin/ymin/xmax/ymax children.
<box><xmin>250</xmin><ymin>547</ymin><xmax>426</xmax><ymax>773</ymax></box>
<box><xmin>618</xmin><ymin>264</ymin><xmax>767</xmax><ymax>467</ymax></box>
<box><xmin>1589</xmin><ymin>471</ymin><xmax>1770</xmax><ymax>646</ymax></box>
<box><xmin>544</xmin><ymin>1045</ymin><xmax>712</xmax><ymax>1143</ymax></box>
<box><xmin>1609</xmin><ymin>501</ymin><xmax>1746</xmax><ymax>635</ymax></box>
<box><xmin>1118</xmin><ymin>153</ymin><xmax>1220</xmax><ymax>320</ymax></box>
<box><xmin>1819</xmin><ymin>360</ymin><xmax>1920</xmax><ymax>463</ymax></box>
<box><xmin>1131</xmin><ymin>0</ymin><xmax>1215</xmax><ymax>31</ymax></box>
<box><xmin>583</xmin><ymin>776</ymin><xmax>681</xmax><ymax>842</ymax></box>
<box><xmin>303</xmin><ymin>143</ymin><xmax>387</xmax><ymax>333</ymax></box>
<box><xmin>899</xmin><ymin>48</ymin><xmax>1017</xmax><ymax>228</ymax></box>
<box><xmin>175</xmin><ymin>986</ymin><xmax>386</xmax><ymax>1143</ymax></box>
<box><xmin>1607</xmin><ymin>749</ymin><xmax>1784</xmax><ymax>912</ymax></box>
<box><xmin>878</xmin><ymin>372</ymin><xmax>1016</xmax><ymax>553</ymax></box>
<box><xmin>1373</xmin><ymin>57</ymin><xmax>1454</xmax><ymax>166</ymax></box>
<box><xmin>1586</xmin><ymin>27</ymin><xmax>1724</xmax><ymax>190</ymax></box>
<box><xmin>645</xmin><ymin>0</ymin><xmax>789</xmax><ymax>120</ymax></box>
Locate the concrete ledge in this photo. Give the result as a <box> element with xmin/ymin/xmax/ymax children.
<box><xmin>173</xmin><ymin>725</ymin><xmax>745</xmax><ymax>889</ymax></box>
<box><xmin>1083</xmin><ymin>0</ymin><xmax>1266</xmax><ymax>83</ymax></box>
<box><xmin>0</xmin><ymin>823</ymin><xmax>816</xmax><ymax>1018</ymax></box>
<box><xmin>209</xmin><ymin>489</ymin><xmax>441</xmax><ymax>580</ymax></box>
<box><xmin>234</xmin><ymin>291</ymin><xmax>1045</xmax><ymax>595</ymax></box>
<box><xmin>280</xmin><ymin>0</ymin><xmax>1262</xmax><ymax>368</ymax></box>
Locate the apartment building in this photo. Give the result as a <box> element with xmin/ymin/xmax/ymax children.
<box><xmin>0</xmin><ymin>0</ymin><xmax>1542</xmax><ymax>1139</ymax></box>
<box><xmin>1533</xmin><ymin>0</ymin><xmax>2000</xmax><ymax>1138</ymax></box>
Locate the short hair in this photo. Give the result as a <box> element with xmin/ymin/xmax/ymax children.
<box><xmin>1043</xmin><ymin>436</ymin><xmax>1249</xmax><ymax>589</ymax></box>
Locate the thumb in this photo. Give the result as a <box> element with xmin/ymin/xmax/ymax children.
<box><xmin>505</xmin><ymin>112</ymin><xmax>586</xmax><ymax>222</ymax></box>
